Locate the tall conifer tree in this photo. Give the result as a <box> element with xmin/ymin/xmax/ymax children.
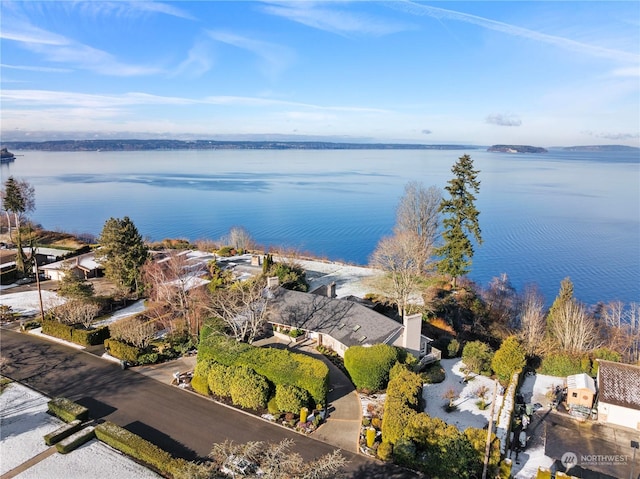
<box><xmin>436</xmin><ymin>154</ymin><xmax>482</xmax><ymax>287</ymax></box>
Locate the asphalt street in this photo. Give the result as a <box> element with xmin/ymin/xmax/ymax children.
<box><xmin>0</xmin><ymin>329</ymin><xmax>421</xmax><ymax>479</ymax></box>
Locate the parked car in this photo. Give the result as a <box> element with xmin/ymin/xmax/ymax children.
<box><xmin>15</xmin><ymin>277</ymin><xmax>35</xmax><ymax>285</ymax></box>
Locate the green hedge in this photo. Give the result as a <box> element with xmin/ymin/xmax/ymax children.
<box><xmin>207</xmin><ymin>362</ymin><xmax>235</xmax><ymax>397</ymax></box>
<box><xmin>275</xmin><ymin>384</ymin><xmax>309</xmax><ymax>413</ymax></box>
<box><xmin>344</xmin><ymin>344</ymin><xmax>400</xmax><ymax>392</ymax></box>
<box><xmin>197</xmin><ymin>325</ymin><xmax>329</xmax><ymax>405</ymax></box>
<box><xmin>381</xmin><ymin>368</ymin><xmax>423</xmax><ymax>445</ymax></box>
<box><xmin>104</xmin><ymin>338</ymin><xmax>142</xmax><ymax>364</ymax></box>
<box><xmin>229</xmin><ymin>365</ymin><xmax>271</xmax><ymax>410</ymax></box>
<box><xmin>41</xmin><ymin>320</ymin><xmax>109</xmax><ymax>346</ymax></box>
<box><xmin>72</xmin><ymin>326</ymin><xmax>110</xmax><ymax>346</ymax></box>
<box><xmin>42</xmin><ymin>320</ymin><xmax>73</xmax><ymax>342</ymax></box>
<box><xmin>44</xmin><ymin>420</ymin><xmax>82</xmax><ymax>446</ymax></box>
<box><xmin>47</xmin><ymin>397</ymin><xmax>89</xmax><ymax>423</ymax></box>
<box><xmin>95</xmin><ymin>421</ymin><xmax>185</xmax><ymax>478</ymax></box>
<box><xmin>55</xmin><ymin>426</ymin><xmax>95</xmax><ymax>454</ymax></box>
<box><xmin>191</xmin><ymin>359</ymin><xmax>214</xmax><ymax>395</ymax></box>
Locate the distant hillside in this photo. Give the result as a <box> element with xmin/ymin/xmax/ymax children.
<box><xmin>1</xmin><ymin>139</ymin><xmax>479</xmax><ymax>152</ymax></box>
<box><xmin>487</xmin><ymin>145</ymin><xmax>548</xmax><ymax>153</ymax></box>
<box><xmin>560</xmin><ymin>145</ymin><xmax>640</xmax><ymax>152</ymax></box>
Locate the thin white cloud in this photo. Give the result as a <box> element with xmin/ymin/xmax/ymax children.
<box><xmin>206</xmin><ymin>30</ymin><xmax>294</xmax><ymax>79</ymax></box>
<box><xmin>583</xmin><ymin>130</ymin><xmax>640</xmax><ymax>141</ymax></box>
<box><xmin>171</xmin><ymin>39</ymin><xmax>215</xmax><ymax>77</ymax></box>
<box><xmin>0</xmin><ymin>20</ymin><xmax>69</xmax><ymax>46</ymax></box>
<box><xmin>611</xmin><ymin>66</ymin><xmax>640</xmax><ymax>78</ymax></box>
<box><xmin>260</xmin><ymin>2</ymin><xmax>410</xmax><ymax>36</ymax></box>
<box><xmin>486</xmin><ymin>113</ymin><xmax>522</xmax><ymax>127</ymax></box>
<box><xmin>388</xmin><ymin>1</ymin><xmax>639</xmax><ymax>64</ymax></box>
<box><xmin>68</xmin><ymin>1</ymin><xmax>196</xmax><ymax>21</ymax></box>
<box><xmin>0</xmin><ymin>63</ymin><xmax>72</xmax><ymax>73</ymax></box>
<box><xmin>1</xmin><ymin>89</ymin><xmax>391</xmax><ymax>114</ymax></box>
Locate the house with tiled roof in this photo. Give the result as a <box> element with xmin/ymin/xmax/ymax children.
<box><xmin>596</xmin><ymin>360</ymin><xmax>640</xmax><ymax>431</ymax></box>
<box><xmin>267</xmin><ymin>278</ymin><xmax>440</xmax><ymax>363</ymax></box>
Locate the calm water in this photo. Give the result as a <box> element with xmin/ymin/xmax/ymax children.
<box><xmin>2</xmin><ymin>148</ymin><xmax>639</xmax><ymax>307</ymax></box>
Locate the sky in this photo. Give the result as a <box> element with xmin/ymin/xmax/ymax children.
<box><xmin>1</xmin><ymin>1</ymin><xmax>639</xmax><ymax>146</ymax></box>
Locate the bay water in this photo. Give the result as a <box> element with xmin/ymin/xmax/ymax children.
<box><xmin>2</xmin><ymin>148</ymin><xmax>638</xmax><ymax>307</ymax></box>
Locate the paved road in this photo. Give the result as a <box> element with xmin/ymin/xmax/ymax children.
<box><xmin>0</xmin><ymin>329</ymin><xmax>420</xmax><ymax>478</ymax></box>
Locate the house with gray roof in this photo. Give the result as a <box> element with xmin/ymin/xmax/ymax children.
<box><xmin>267</xmin><ymin>278</ymin><xmax>439</xmax><ymax>362</ymax></box>
<box><xmin>39</xmin><ymin>252</ymin><xmax>102</xmax><ymax>281</ymax></box>
<box><xmin>596</xmin><ymin>360</ymin><xmax>640</xmax><ymax>431</ymax></box>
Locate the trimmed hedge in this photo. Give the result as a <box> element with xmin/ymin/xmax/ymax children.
<box><xmin>381</xmin><ymin>368</ymin><xmax>423</xmax><ymax>445</ymax></box>
<box><xmin>95</xmin><ymin>421</ymin><xmax>185</xmax><ymax>478</ymax></box>
<box><xmin>197</xmin><ymin>326</ymin><xmax>329</xmax><ymax>404</ymax></box>
<box><xmin>191</xmin><ymin>359</ymin><xmax>215</xmax><ymax>395</ymax></box>
<box><xmin>104</xmin><ymin>338</ymin><xmax>142</xmax><ymax>364</ymax></box>
<box><xmin>207</xmin><ymin>362</ymin><xmax>235</xmax><ymax>397</ymax></box>
<box><xmin>344</xmin><ymin>344</ymin><xmax>400</xmax><ymax>392</ymax></box>
<box><xmin>229</xmin><ymin>365</ymin><xmax>271</xmax><ymax>410</ymax></box>
<box><xmin>44</xmin><ymin>419</ymin><xmax>82</xmax><ymax>445</ymax></box>
<box><xmin>72</xmin><ymin>325</ymin><xmax>110</xmax><ymax>346</ymax></box>
<box><xmin>48</xmin><ymin>397</ymin><xmax>89</xmax><ymax>423</ymax></box>
<box><xmin>55</xmin><ymin>426</ymin><xmax>95</xmax><ymax>453</ymax></box>
<box><xmin>41</xmin><ymin>320</ymin><xmax>110</xmax><ymax>346</ymax></box>
<box><xmin>274</xmin><ymin>384</ymin><xmax>309</xmax><ymax>413</ymax></box>
<box><xmin>42</xmin><ymin>320</ymin><xmax>73</xmax><ymax>342</ymax></box>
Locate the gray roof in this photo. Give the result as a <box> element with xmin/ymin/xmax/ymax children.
<box><xmin>597</xmin><ymin>360</ymin><xmax>640</xmax><ymax>411</ymax></box>
<box><xmin>268</xmin><ymin>288</ymin><xmax>403</xmax><ymax>349</ymax></box>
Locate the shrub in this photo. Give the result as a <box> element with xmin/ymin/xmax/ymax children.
<box><xmin>377</xmin><ymin>441</ymin><xmax>393</xmax><ymax>461</ymax></box>
<box><xmin>104</xmin><ymin>338</ymin><xmax>141</xmax><ymax>364</ymax></box>
<box><xmin>393</xmin><ymin>438</ymin><xmax>417</xmax><ymax>467</ymax></box>
<box><xmin>42</xmin><ymin>319</ymin><xmax>73</xmax><ymax>342</ymax></box>
<box><xmin>55</xmin><ymin>426</ymin><xmax>95</xmax><ymax>454</ymax></box>
<box><xmin>216</xmin><ymin>246</ymin><xmax>235</xmax><ymax>257</ymax></box>
<box><xmin>229</xmin><ymin>366</ymin><xmax>270</xmax><ymax>410</ymax></box>
<box><xmin>207</xmin><ymin>363</ymin><xmax>234</xmax><ymax>398</ymax></box>
<box><xmin>344</xmin><ymin>344</ymin><xmax>401</xmax><ymax>392</ymax></box>
<box><xmin>48</xmin><ymin>397</ymin><xmax>89</xmax><ymax>423</ymax></box>
<box><xmin>275</xmin><ymin>384</ymin><xmax>309</xmax><ymax>413</ymax></box>
<box><xmin>421</xmin><ymin>362</ymin><xmax>446</xmax><ymax>384</ymax></box>
<box><xmin>137</xmin><ymin>353</ymin><xmax>160</xmax><ymax>365</ymax></box>
<box><xmin>538</xmin><ymin>352</ymin><xmax>587</xmax><ymax>377</ymax></box>
<box><xmin>191</xmin><ymin>359</ymin><xmax>216</xmax><ymax>395</ymax></box>
<box><xmin>95</xmin><ymin>421</ymin><xmax>183</xmax><ymax>477</ymax></box>
<box><xmin>491</xmin><ymin>336</ymin><xmax>526</xmax><ymax>384</ymax></box>
<box><xmin>44</xmin><ymin>420</ymin><xmax>82</xmax><ymax>446</ymax></box>
<box><xmin>267</xmin><ymin>397</ymin><xmax>280</xmax><ymax>415</ymax></box>
<box><xmin>381</xmin><ymin>368</ymin><xmax>423</xmax><ymax>445</ymax></box>
<box><xmin>590</xmin><ymin>348</ymin><xmax>622</xmax><ymax>376</ymax></box>
<box><xmin>447</xmin><ymin>338</ymin><xmax>461</xmax><ymax>358</ymax></box>
<box><xmin>72</xmin><ymin>325</ymin><xmax>110</xmax><ymax>346</ymax></box>
<box><xmin>462</xmin><ymin>341</ymin><xmax>494</xmax><ymax>375</ymax></box>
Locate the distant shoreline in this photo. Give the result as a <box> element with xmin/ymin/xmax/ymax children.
<box><xmin>1</xmin><ymin>139</ymin><xmax>637</xmax><ymax>153</ymax></box>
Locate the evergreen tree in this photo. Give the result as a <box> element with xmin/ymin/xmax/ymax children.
<box><xmin>1</xmin><ymin>177</ymin><xmax>35</xmax><ymax>275</ymax></box>
<box><xmin>436</xmin><ymin>154</ymin><xmax>482</xmax><ymax>287</ymax></box>
<box><xmin>546</xmin><ymin>277</ymin><xmax>574</xmax><ymax>337</ymax></box>
<box><xmin>491</xmin><ymin>335</ymin><xmax>526</xmax><ymax>383</ymax></box>
<box><xmin>97</xmin><ymin>216</ymin><xmax>148</xmax><ymax>294</ymax></box>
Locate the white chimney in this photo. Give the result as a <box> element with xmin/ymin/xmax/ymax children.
<box><xmin>267</xmin><ymin>276</ymin><xmax>280</xmax><ymax>288</ymax></box>
<box><xmin>402</xmin><ymin>313</ymin><xmax>423</xmax><ymax>357</ymax></box>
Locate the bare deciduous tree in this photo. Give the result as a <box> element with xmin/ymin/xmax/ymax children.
<box><xmin>208</xmin><ymin>438</ymin><xmax>347</xmax><ymax>479</ymax></box>
<box><xmin>50</xmin><ymin>299</ymin><xmax>101</xmax><ymax>327</ymax></box>
<box><xmin>370</xmin><ymin>231</ymin><xmax>426</xmax><ymax>316</ymax></box>
<box><xmin>550</xmin><ymin>300</ymin><xmax>600</xmax><ymax>353</ymax></box>
<box><xmin>482</xmin><ymin>273</ymin><xmax>519</xmax><ymax>338</ymax></box>
<box><xmin>206</xmin><ymin>277</ymin><xmax>270</xmax><ymax>344</ymax></box>
<box><xmin>517</xmin><ymin>285</ymin><xmax>547</xmax><ymax>356</ymax></box>
<box><xmin>228</xmin><ymin>226</ymin><xmax>255</xmax><ymax>251</ymax></box>
<box><xmin>395</xmin><ymin>181</ymin><xmax>441</xmax><ymax>273</ymax></box>
<box><xmin>109</xmin><ymin>316</ymin><xmax>157</xmax><ymax>348</ymax></box>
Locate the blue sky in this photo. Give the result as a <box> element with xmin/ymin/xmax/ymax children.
<box><xmin>1</xmin><ymin>1</ymin><xmax>638</xmax><ymax>146</ymax></box>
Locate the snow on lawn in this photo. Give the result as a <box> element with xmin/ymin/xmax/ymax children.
<box><xmin>422</xmin><ymin>359</ymin><xmax>504</xmax><ymax>431</ymax></box>
<box><xmin>14</xmin><ymin>440</ymin><xmax>162</xmax><ymax>479</ymax></box>
<box><xmin>0</xmin><ymin>290</ymin><xmax>65</xmax><ymax>317</ymax></box>
<box><xmin>0</xmin><ymin>382</ymin><xmax>64</xmax><ymax>475</ymax></box>
<box><xmin>93</xmin><ymin>299</ymin><xmax>147</xmax><ymax>327</ymax></box>
<box><xmin>0</xmin><ymin>382</ymin><xmax>162</xmax><ymax>479</ymax></box>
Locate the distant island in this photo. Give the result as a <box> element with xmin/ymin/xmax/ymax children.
<box><xmin>0</xmin><ymin>139</ymin><xmax>479</xmax><ymax>152</ymax></box>
<box><xmin>487</xmin><ymin>145</ymin><xmax>548</xmax><ymax>153</ymax></box>
<box><xmin>0</xmin><ymin>147</ymin><xmax>16</xmax><ymax>163</ymax></box>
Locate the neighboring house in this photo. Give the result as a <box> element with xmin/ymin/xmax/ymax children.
<box><xmin>566</xmin><ymin>373</ymin><xmax>596</xmax><ymax>418</ymax></box>
<box><xmin>39</xmin><ymin>252</ymin><xmax>102</xmax><ymax>281</ymax></box>
<box><xmin>596</xmin><ymin>360</ymin><xmax>640</xmax><ymax>431</ymax></box>
<box><xmin>267</xmin><ymin>277</ymin><xmax>440</xmax><ymax>362</ymax></box>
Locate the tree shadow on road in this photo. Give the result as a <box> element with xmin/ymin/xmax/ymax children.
<box><xmin>125</xmin><ymin>420</ymin><xmax>199</xmax><ymax>461</ymax></box>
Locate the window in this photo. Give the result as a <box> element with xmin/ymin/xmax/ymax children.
<box><xmin>352</xmin><ymin>324</ymin><xmax>361</xmax><ymax>332</ymax></box>
<box><xmin>572</xmin><ymin>392</ymin><xmax>578</xmax><ymax>398</ymax></box>
<box><xmin>358</xmin><ymin>335</ymin><xmax>367</xmax><ymax>343</ymax></box>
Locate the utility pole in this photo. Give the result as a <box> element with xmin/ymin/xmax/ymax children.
<box><xmin>482</xmin><ymin>379</ymin><xmax>499</xmax><ymax>479</ymax></box>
